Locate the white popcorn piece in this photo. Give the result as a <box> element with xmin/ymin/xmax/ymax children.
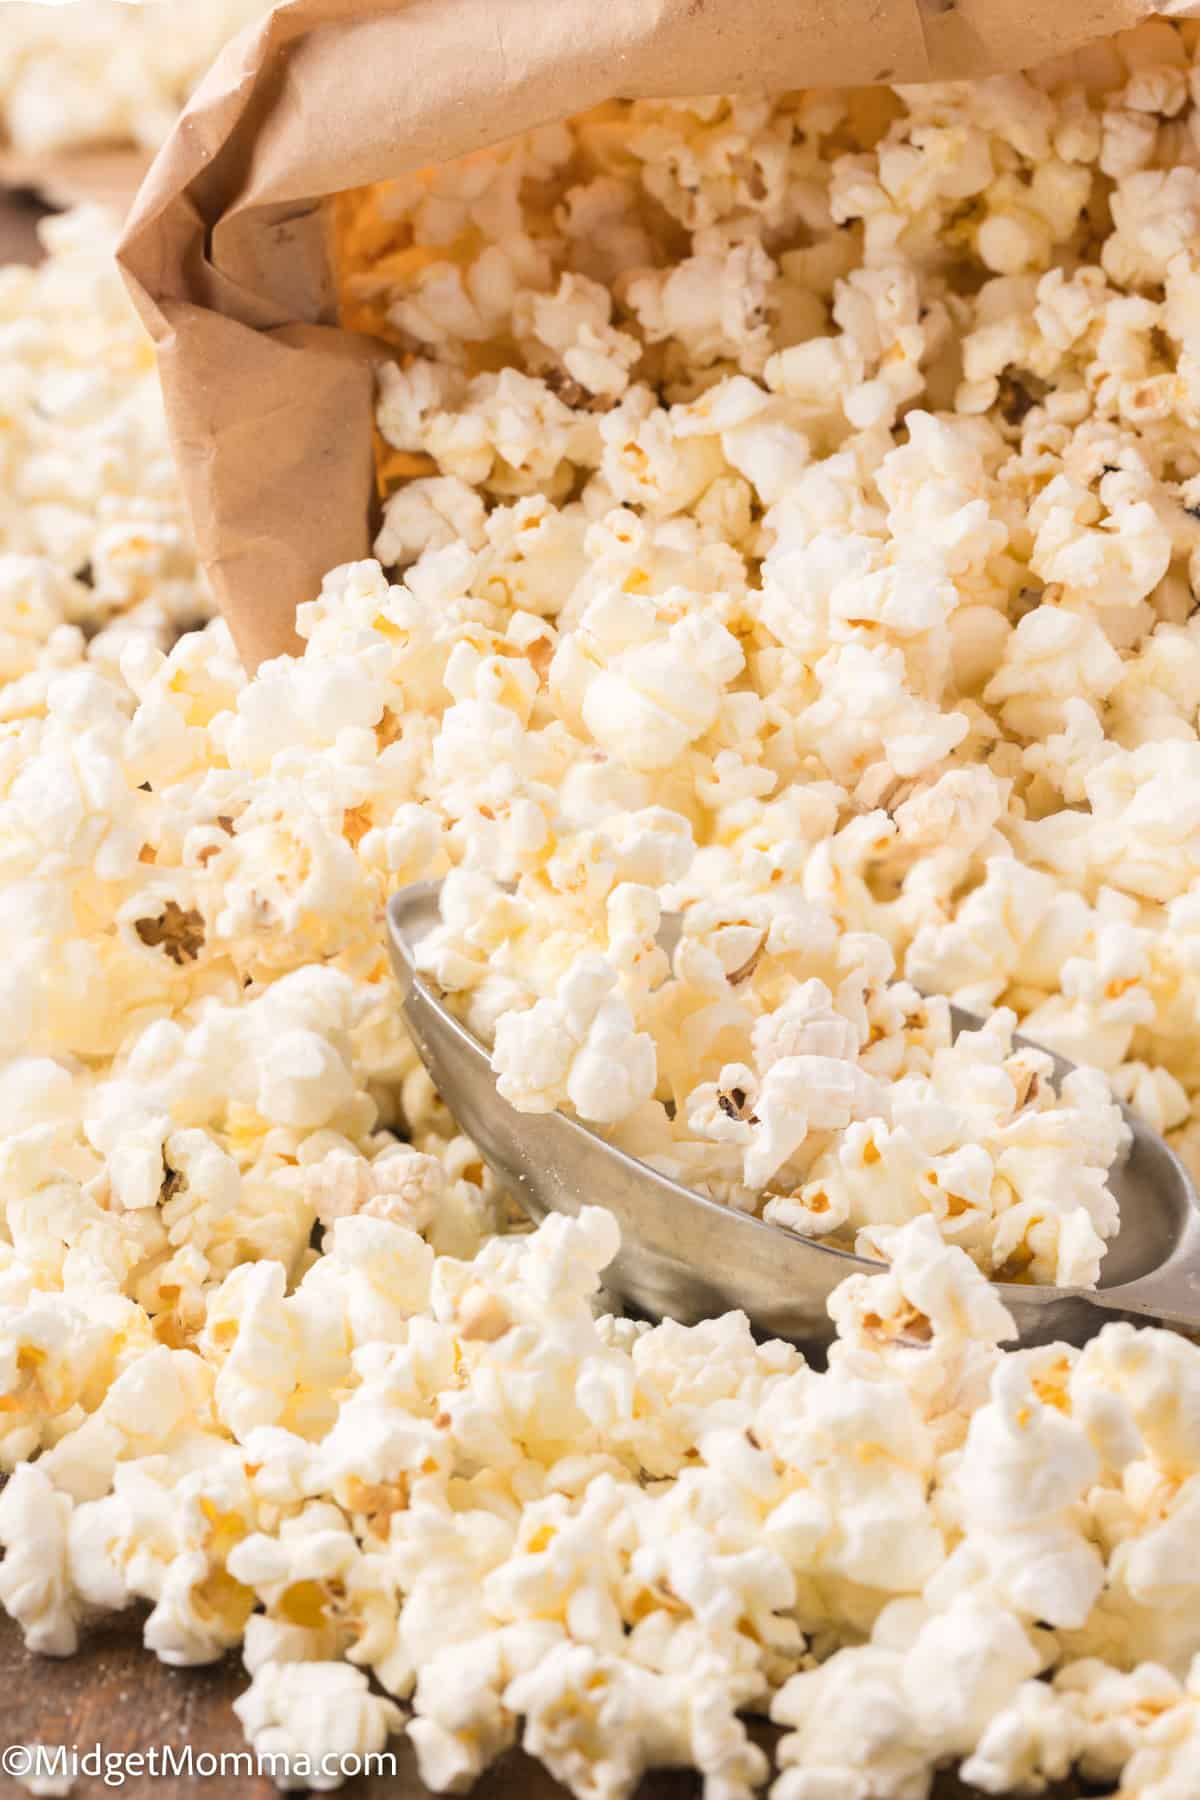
<box><xmin>515</xmin><ymin>272</ymin><xmax>641</xmax><ymax>400</ymax></box>
<box><xmin>374</xmin><ymin>475</ymin><xmax>487</xmax><ymax>567</ymax></box>
<box><xmin>233</xmin><ymin>1662</ymin><xmax>403</xmax><ymax>1791</ymax></box>
<box><xmin>0</xmin><ymin>1464</ymin><xmax>81</xmax><ymax>1655</ymax></box>
<box><xmin>491</xmin><ymin>958</ymin><xmax>657</xmax><ymax>1125</ymax></box>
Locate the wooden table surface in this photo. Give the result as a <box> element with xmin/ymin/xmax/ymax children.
<box><xmin>0</xmin><ymin>182</ymin><xmax>47</xmax><ymax>266</ymax></box>
<box><xmin>1</xmin><ymin>1611</ymin><xmax>1100</xmax><ymax>1800</ymax></box>
<box><xmin>0</xmin><ymin>181</ymin><xmax>1096</xmax><ymax>1800</ymax></box>
<box><xmin>0</xmin><ymin>1612</ymin><xmax>653</xmax><ymax>1799</ymax></box>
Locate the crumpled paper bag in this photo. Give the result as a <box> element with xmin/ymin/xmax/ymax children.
<box><xmin>119</xmin><ymin>0</ymin><xmax>1196</xmax><ymax>667</ymax></box>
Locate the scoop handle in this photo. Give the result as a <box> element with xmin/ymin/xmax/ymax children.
<box><xmin>1080</xmin><ymin>1202</ymin><xmax>1200</xmax><ymax>1332</ymax></box>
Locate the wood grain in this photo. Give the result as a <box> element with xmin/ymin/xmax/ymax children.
<box><xmin>0</xmin><ymin>1613</ymin><xmax>1100</xmax><ymax>1800</ymax></box>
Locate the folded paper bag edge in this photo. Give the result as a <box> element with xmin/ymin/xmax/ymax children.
<box><xmin>151</xmin><ymin>303</ymin><xmax>380</xmax><ymax>671</ymax></box>
<box><xmin>116</xmin><ymin>0</ymin><xmax>1180</xmax><ymax>670</ymax></box>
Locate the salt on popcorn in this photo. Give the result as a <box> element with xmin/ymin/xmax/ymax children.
<box><xmin>13</xmin><ymin>20</ymin><xmax>1200</xmax><ymax>1799</ymax></box>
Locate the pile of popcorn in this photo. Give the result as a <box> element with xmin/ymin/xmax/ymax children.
<box><xmin>337</xmin><ymin>23</ymin><xmax>1200</xmax><ymax>1292</ymax></box>
<box><xmin>8</xmin><ymin>18</ymin><xmax>1200</xmax><ymax>1797</ymax></box>
<box><xmin>0</xmin><ymin>0</ymin><xmax>269</xmax><ymax>158</ymax></box>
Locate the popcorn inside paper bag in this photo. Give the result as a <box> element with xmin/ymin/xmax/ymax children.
<box><xmin>120</xmin><ymin>0</ymin><xmax>1188</xmax><ymax>669</ymax></box>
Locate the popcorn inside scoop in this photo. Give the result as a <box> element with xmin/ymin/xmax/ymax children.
<box><xmin>425</xmin><ymin>876</ymin><xmax>1129</xmax><ymax>1286</ymax></box>
<box><xmin>13</xmin><ymin>16</ymin><xmax>1200</xmax><ymax>1799</ymax></box>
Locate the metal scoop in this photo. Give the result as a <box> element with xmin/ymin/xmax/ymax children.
<box><xmin>388</xmin><ymin>881</ymin><xmax>1200</xmax><ymax>1348</ymax></box>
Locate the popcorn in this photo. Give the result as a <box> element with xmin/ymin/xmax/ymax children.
<box><xmin>507</xmin><ymin>1643</ymin><xmax>769</xmax><ymax>1800</ymax></box>
<box><xmin>1105</xmin><ymin>168</ymin><xmax>1200</xmax><ymax>287</ymax></box>
<box><xmin>1</xmin><ymin>4</ymin><xmax>266</xmax><ymax>153</ymax></box>
<box><xmin>624</xmin><ymin>234</ymin><xmax>778</xmax><ymax>376</ymax></box>
<box><xmin>20</xmin><ymin>36</ymin><xmax>1200</xmax><ymax>1800</ymax></box>
<box><xmin>1112</xmin><ymin>1661</ymin><xmax>1200</xmax><ymax>1800</ymax></box>
<box><xmin>374</xmin><ymin>476</ymin><xmax>486</xmax><ymax>569</ymax></box>
<box><xmin>771</xmin><ymin>1642</ymin><xmax>935</xmax><ymax>1800</ymax></box>
<box><xmin>773</xmin><ymin>1594</ymin><xmax>1040</xmax><ymax>1800</ymax></box>
<box><xmin>514</xmin><ymin>273</ymin><xmax>641</xmax><ymax>400</ymax></box>
<box><xmin>0</xmin><ymin>1464</ymin><xmax>81</xmax><ymax>1656</ymax></box>
<box><xmin>233</xmin><ymin>1663</ymin><xmax>403</xmax><ymax>1792</ymax></box>
<box><xmin>0</xmin><ymin>1289</ymin><xmax>125</xmax><ymax>1463</ymax></box>
<box><xmin>491</xmin><ymin>958</ymin><xmax>657</xmax><ymax>1125</ymax></box>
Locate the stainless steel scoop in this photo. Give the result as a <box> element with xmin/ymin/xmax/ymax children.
<box><xmin>388</xmin><ymin>881</ymin><xmax>1200</xmax><ymax>1348</ymax></box>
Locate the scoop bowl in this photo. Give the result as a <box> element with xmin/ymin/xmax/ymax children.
<box><xmin>388</xmin><ymin>881</ymin><xmax>1200</xmax><ymax>1348</ymax></box>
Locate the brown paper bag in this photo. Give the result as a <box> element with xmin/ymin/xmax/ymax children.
<box><xmin>119</xmin><ymin>0</ymin><xmax>1194</xmax><ymax>669</ymax></box>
